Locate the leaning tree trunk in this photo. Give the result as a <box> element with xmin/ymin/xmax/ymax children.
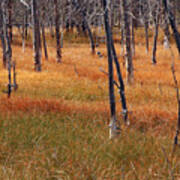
<box><xmin>102</xmin><ymin>0</ymin><xmax>120</xmax><ymax>139</ymax></box>
<box><xmin>32</xmin><ymin>0</ymin><xmax>42</xmax><ymax>71</ymax></box>
<box><xmin>54</xmin><ymin>0</ymin><xmax>62</xmax><ymax>63</ymax></box>
<box><xmin>163</xmin><ymin>0</ymin><xmax>180</xmax><ymax>55</ymax></box>
<box><xmin>41</xmin><ymin>5</ymin><xmax>48</xmax><ymax>60</ymax></box>
<box><xmin>121</xmin><ymin>0</ymin><xmax>133</xmax><ymax>84</ymax></box>
<box><xmin>83</xmin><ymin>17</ymin><xmax>95</xmax><ymax>54</ymax></box>
<box><xmin>0</xmin><ymin>6</ymin><xmax>7</xmax><ymax>67</ymax></box>
<box><xmin>110</xmin><ymin>36</ymin><xmax>128</xmax><ymax>125</ymax></box>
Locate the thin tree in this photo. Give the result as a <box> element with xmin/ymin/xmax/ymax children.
<box><xmin>0</xmin><ymin>5</ymin><xmax>7</xmax><ymax>67</ymax></box>
<box><xmin>163</xmin><ymin>0</ymin><xmax>180</xmax><ymax>55</ymax></box>
<box><xmin>121</xmin><ymin>0</ymin><xmax>133</xmax><ymax>84</ymax></box>
<box><xmin>54</xmin><ymin>0</ymin><xmax>62</xmax><ymax>63</ymax></box>
<box><xmin>102</xmin><ymin>0</ymin><xmax>120</xmax><ymax>139</ymax></box>
<box><xmin>152</xmin><ymin>2</ymin><xmax>160</xmax><ymax>64</ymax></box>
<box><xmin>8</xmin><ymin>0</ymin><xmax>13</xmax><ymax>42</ymax></box>
<box><xmin>32</xmin><ymin>0</ymin><xmax>42</xmax><ymax>71</ymax></box>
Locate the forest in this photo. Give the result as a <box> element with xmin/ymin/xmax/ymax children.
<box><xmin>0</xmin><ymin>0</ymin><xmax>180</xmax><ymax>179</ymax></box>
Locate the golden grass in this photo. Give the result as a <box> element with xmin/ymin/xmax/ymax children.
<box><xmin>0</xmin><ymin>29</ymin><xmax>180</xmax><ymax>179</ymax></box>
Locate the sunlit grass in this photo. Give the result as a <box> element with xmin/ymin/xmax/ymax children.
<box><xmin>0</xmin><ymin>28</ymin><xmax>180</xmax><ymax>178</ymax></box>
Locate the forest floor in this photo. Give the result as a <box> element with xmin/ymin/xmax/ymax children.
<box><xmin>0</xmin><ymin>28</ymin><xmax>180</xmax><ymax>179</ymax></box>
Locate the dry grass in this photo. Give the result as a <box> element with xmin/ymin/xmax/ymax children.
<box><xmin>0</xmin><ymin>28</ymin><xmax>180</xmax><ymax>179</ymax></box>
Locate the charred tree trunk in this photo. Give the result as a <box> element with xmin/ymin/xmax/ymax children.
<box><xmin>122</xmin><ymin>0</ymin><xmax>133</xmax><ymax>84</ymax></box>
<box><xmin>152</xmin><ymin>9</ymin><xmax>160</xmax><ymax>64</ymax></box>
<box><xmin>54</xmin><ymin>0</ymin><xmax>62</xmax><ymax>63</ymax></box>
<box><xmin>110</xmin><ymin>37</ymin><xmax>128</xmax><ymax>125</ymax></box>
<box><xmin>8</xmin><ymin>0</ymin><xmax>12</xmax><ymax>42</ymax></box>
<box><xmin>102</xmin><ymin>0</ymin><xmax>120</xmax><ymax>139</ymax></box>
<box><xmin>41</xmin><ymin>23</ymin><xmax>48</xmax><ymax>60</ymax></box>
<box><xmin>83</xmin><ymin>17</ymin><xmax>95</xmax><ymax>54</ymax></box>
<box><xmin>0</xmin><ymin>6</ymin><xmax>6</xmax><ymax>67</ymax></box>
<box><xmin>32</xmin><ymin>0</ymin><xmax>42</xmax><ymax>71</ymax></box>
<box><xmin>163</xmin><ymin>0</ymin><xmax>180</xmax><ymax>55</ymax></box>
<box><xmin>41</xmin><ymin>5</ymin><xmax>48</xmax><ymax>60</ymax></box>
<box><xmin>25</xmin><ymin>10</ymin><xmax>28</xmax><ymax>40</ymax></box>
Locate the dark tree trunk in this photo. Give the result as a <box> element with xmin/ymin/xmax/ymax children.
<box><xmin>25</xmin><ymin>10</ymin><xmax>28</xmax><ymax>40</ymax></box>
<box><xmin>41</xmin><ymin>24</ymin><xmax>48</xmax><ymax>60</ymax></box>
<box><xmin>32</xmin><ymin>0</ymin><xmax>42</xmax><ymax>71</ymax></box>
<box><xmin>110</xmin><ymin>36</ymin><xmax>128</xmax><ymax>125</ymax></box>
<box><xmin>8</xmin><ymin>0</ymin><xmax>12</xmax><ymax>42</ymax></box>
<box><xmin>152</xmin><ymin>4</ymin><xmax>160</xmax><ymax>64</ymax></box>
<box><xmin>122</xmin><ymin>0</ymin><xmax>133</xmax><ymax>84</ymax></box>
<box><xmin>54</xmin><ymin>0</ymin><xmax>62</xmax><ymax>63</ymax></box>
<box><xmin>163</xmin><ymin>0</ymin><xmax>180</xmax><ymax>55</ymax></box>
<box><xmin>85</xmin><ymin>22</ymin><xmax>95</xmax><ymax>54</ymax></box>
<box><xmin>131</xmin><ymin>18</ymin><xmax>135</xmax><ymax>56</ymax></box>
<box><xmin>0</xmin><ymin>6</ymin><xmax>6</xmax><ymax>67</ymax></box>
<box><xmin>144</xmin><ymin>22</ymin><xmax>149</xmax><ymax>53</ymax></box>
<box><xmin>102</xmin><ymin>0</ymin><xmax>119</xmax><ymax>139</ymax></box>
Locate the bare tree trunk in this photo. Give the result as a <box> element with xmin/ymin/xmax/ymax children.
<box><xmin>122</xmin><ymin>0</ymin><xmax>133</xmax><ymax>84</ymax></box>
<box><xmin>8</xmin><ymin>0</ymin><xmax>12</xmax><ymax>42</ymax></box>
<box><xmin>32</xmin><ymin>0</ymin><xmax>42</xmax><ymax>71</ymax></box>
<box><xmin>0</xmin><ymin>6</ymin><xmax>7</xmax><ymax>67</ymax></box>
<box><xmin>152</xmin><ymin>9</ymin><xmax>160</xmax><ymax>64</ymax></box>
<box><xmin>102</xmin><ymin>0</ymin><xmax>120</xmax><ymax>139</ymax></box>
<box><xmin>84</xmin><ymin>19</ymin><xmax>95</xmax><ymax>54</ymax></box>
<box><xmin>41</xmin><ymin>23</ymin><xmax>48</xmax><ymax>60</ymax></box>
<box><xmin>25</xmin><ymin>10</ymin><xmax>28</xmax><ymax>40</ymax></box>
<box><xmin>54</xmin><ymin>0</ymin><xmax>62</xmax><ymax>63</ymax></box>
<box><xmin>163</xmin><ymin>0</ymin><xmax>180</xmax><ymax>55</ymax></box>
<box><xmin>110</xmin><ymin>36</ymin><xmax>128</xmax><ymax>125</ymax></box>
<box><xmin>144</xmin><ymin>22</ymin><xmax>149</xmax><ymax>53</ymax></box>
<box><xmin>131</xmin><ymin>18</ymin><xmax>135</xmax><ymax>56</ymax></box>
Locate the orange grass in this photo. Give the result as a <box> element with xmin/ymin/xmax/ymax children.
<box><xmin>0</xmin><ymin>29</ymin><xmax>180</xmax><ymax>178</ymax></box>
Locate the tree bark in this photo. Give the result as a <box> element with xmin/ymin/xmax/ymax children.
<box><xmin>102</xmin><ymin>0</ymin><xmax>119</xmax><ymax>139</ymax></box>
<box><xmin>54</xmin><ymin>0</ymin><xmax>62</xmax><ymax>63</ymax></box>
<box><xmin>32</xmin><ymin>0</ymin><xmax>42</xmax><ymax>71</ymax></box>
<box><xmin>144</xmin><ymin>22</ymin><xmax>149</xmax><ymax>53</ymax></box>
<box><xmin>42</xmin><ymin>23</ymin><xmax>48</xmax><ymax>60</ymax></box>
<box><xmin>0</xmin><ymin>6</ymin><xmax>7</xmax><ymax>67</ymax></box>
<box><xmin>8</xmin><ymin>0</ymin><xmax>12</xmax><ymax>42</ymax></box>
<box><xmin>152</xmin><ymin>8</ymin><xmax>160</xmax><ymax>64</ymax></box>
<box><xmin>163</xmin><ymin>0</ymin><xmax>180</xmax><ymax>55</ymax></box>
<box><xmin>121</xmin><ymin>0</ymin><xmax>133</xmax><ymax>84</ymax></box>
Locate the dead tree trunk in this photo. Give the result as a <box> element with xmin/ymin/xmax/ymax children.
<box><xmin>144</xmin><ymin>22</ymin><xmax>149</xmax><ymax>53</ymax></box>
<box><xmin>102</xmin><ymin>0</ymin><xmax>120</xmax><ymax>139</ymax></box>
<box><xmin>0</xmin><ymin>6</ymin><xmax>7</xmax><ymax>67</ymax></box>
<box><xmin>32</xmin><ymin>0</ymin><xmax>42</xmax><ymax>71</ymax></box>
<box><xmin>25</xmin><ymin>10</ymin><xmax>28</xmax><ymax>40</ymax></box>
<box><xmin>83</xmin><ymin>17</ymin><xmax>95</xmax><ymax>54</ymax></box>
<box><xmin>152</xmin><ymin>5</ymin><xmax>160</xmax><ymax>64</ymax></box>
<box><xmin>41</xmin><ymin>4</ymin><xmax>48</xmax><ymax>60</ymax></box>
<box><xmin>8</xmin><ymin>0</ymin><xmax>12</xmax><ymax>42</ymax></box>
<box><xmin>41</xmin><ymin>23</ymin><xmax>48</xmax><ymax>60</ymax></box>
<box><xmin>121</xmin><ymin>0</ymin><xmax>133</xmax><ymax>84</ymax></box>
<box><xmin>110</xmin><ymin>37</ymin><xmax>128</xmax><ymax>125</ymax></box>
<box><xmin>54</xmin><ymin>0</ymin><xmax>62</xmax><ymax>63</ymax></box>
<box><xmin>163</xmin><ymin>0</ymin><xmax>180</xmax><ymax>55</ymax></box>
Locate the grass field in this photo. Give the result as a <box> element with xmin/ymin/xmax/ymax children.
<box><xmin>0</xmin><ymin>28</ymin><xmax>180</xmax><ymax>179</ymax></box>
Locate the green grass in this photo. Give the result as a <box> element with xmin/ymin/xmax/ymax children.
<box><xmin>0</xmin><ymin>112</ymin><xmax>179</xmax><ymax>179</ymax></box>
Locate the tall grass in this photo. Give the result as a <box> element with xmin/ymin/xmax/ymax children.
<box><xmin>0</xmin><ymin>28</ymin><xmax>180</xmax><ymax>179</ymax></box>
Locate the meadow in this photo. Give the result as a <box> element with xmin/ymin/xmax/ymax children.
<box><xmin>0</xmin><ymin>28</ymin><xmax>180</xmax><ymax>179</ymax></box>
